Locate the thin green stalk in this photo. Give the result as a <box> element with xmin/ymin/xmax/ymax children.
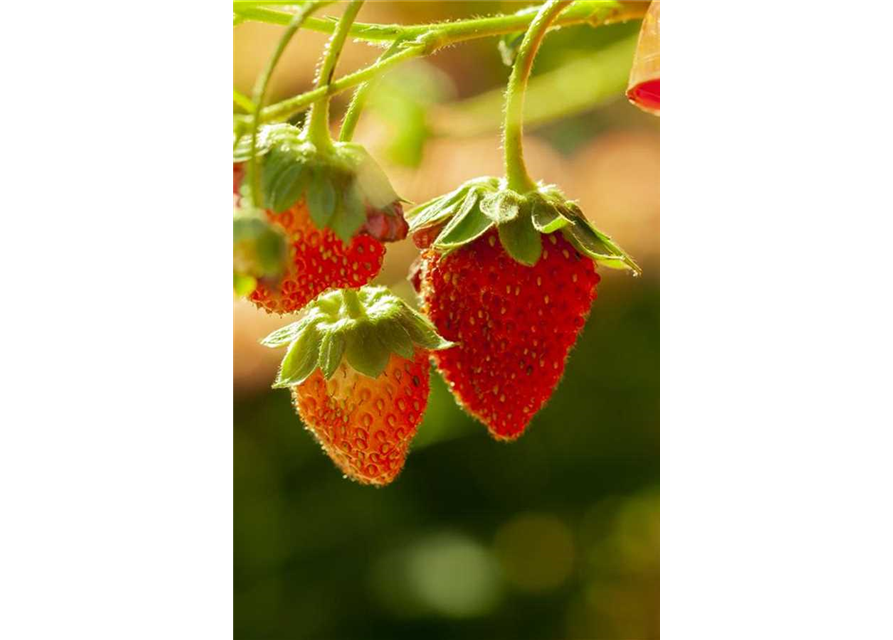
<box><xmin>246</xmin><ymin>1</ymin><xmax>646</xmax><ymax>126</ymax></box>
<box><xmin>338</xmin><ymin>39</ymin><xmax>403</xmax><ymax>142</ymax></box>
<box><xmin>248</xmin><ymin>1</ymin><xmax>330</xmax><ymax>207</ymax></box>
<box><xmin>259</xmin><ymin>43</ymin><xmax>424</xmax><ymax>124</ymax></box>
<box><xmin>234</xmin><ymin>1</ymin><xmax>642</xmax><ymax>44</ymax></box>
<box><xmin>233</xmin><ymin>89</ymin><xmax>255</xmax><ymax>113</ymax></box>
<box><xmin>304</xmin><ymin>0</ymin><xmax>365</xmax><ymax>150</ymax></box>
<box><xmin>341</xmin><ymin>288</ymin><xmax>365</xmax><ymax>318</ymax></box>
<box><xmin>503</xmin><ymin>0</ymin><xmax>572</xmax><ymax>192</ymax></box>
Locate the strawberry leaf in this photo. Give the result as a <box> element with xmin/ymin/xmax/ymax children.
<box><xmin>398</xmin><ymin>308</ymin><xmax>454</xmax><ymax>351</ymax></box>
<box><xmin>434</xmin><ymin>201</ymin><xmax>493</xmax><ymax>248</ymax></box>
<box><xmin>331</xmin><ymin>181</ymin><xmax>366</xmax><ymax>243</ymax></box>
<box><xmin>345</xmin><ymin>323</ymin><xmax>391</xmax><ymax>379</ymax></box>
<box><xmin>498</xmin><ymin>213</ymin><xmax>542</xmax><ymax>266</ymax></box>
<box><xmin>307</xmin><ymin>170</ymin><xmax>337</xmax><ymax>229</ymax></box>
<box><xmin>273</xmin><ymin>325</ymin><xmax>321</xmax><ymax>388</ymax></box>
<box><xmin>319</xmin><ymin>331</ymin><xmax>346</xmax><ymax>379</ymax></box>
<box><xmin>531</xmin><ymin>200</ymin><xmax>572</xmax><ymax>233</ymax></box>
<box><xmin>376</xmin><ymin>320</ymin><xmax>415</xmax><ymax>360</ymax></box>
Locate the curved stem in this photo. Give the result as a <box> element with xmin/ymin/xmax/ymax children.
<box><xmin>234</xmin><ymin>0</ymin><xmax>649</xmax><ymax>122</ymax></box>
<box><xmin>338</xmin><ymin>39</ymin><xmax>403</xmax><ymax>142</ymax></box>
<box><xmin>503</xmin><ymin>0</ymin><xmax>572</xmax><ymax>193</ymax></box>
<box><xmin>259</xmin><ymin>43</ymin><xmax>423</xmax><ymax>124</ymax></box>
<box><xmin>235</xmin><ymin>1</ymin><xmax>641</xmax><ymax>44</ymax></box>
<box><xmin>233</xmin><ymin>89</ymin><xmax>255</xmax><ymax>113</ymax></box>
<box><xmin>248</xmin><ymin>1</ymin><xmax>330</xmax><ymax>207</ymax></box>
<box><xmin>304</xmin><ymin>0</ymin><xmax>365</xmax><ymax>150</ymax></box>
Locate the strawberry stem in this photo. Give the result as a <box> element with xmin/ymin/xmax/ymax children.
<box><xmin>247</xmin><ymin>0</ymin><xmax>328</xmax><ymax>208</ymax></box>
<box><xmin>339</xmin><ymin>39</ymin><xmax>403</xmax><ymax>143</ymax></box>
<box><xmin>503</xmin><ymin>0</ymin><xmax>572</xmax><ymax>193</ymax></box>
<box><xmin>304</xmin><ymin>0</ymin><xmax>365</xmax><ymax>151</ymax></box>
<box><xmin>244</xmin><ymin>2</ymin><xmax>648</xmax><ymax>126</ymax></box>
<box><xmin>341</xmin><ymin>288</ymin><xmax>366</xmax><ymax>319</ymax></box>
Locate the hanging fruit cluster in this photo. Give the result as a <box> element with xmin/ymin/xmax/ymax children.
<box><xmin>234</xmin><ymin>0</ymin><xmax>657</xmax><ymax>486</ymax></box>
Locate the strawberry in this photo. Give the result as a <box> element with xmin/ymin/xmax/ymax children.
<box><xmin>293</xmin><ymin>351</ymin><xmax>430</xmax><ymax>485</ymax></box>
<box><xmin>262</xmin><ymin>286</ymin><xmax>452</xmax><ymax>486</ymax></box>
<box><xmin>233</xmin><ymin>124</ymin><xmax>407</xmax><ymax>314</ymax></box>
<box><xmin>247</xmin><ymin>200</ymin><xmax>388</xmax><ymax>315</ymax></box>
<box><xmin>407</xmin><ymin>177</ymin><xmax>639</xmax><ymax>440</ymax></box>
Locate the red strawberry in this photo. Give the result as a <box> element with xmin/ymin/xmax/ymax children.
<box><xmin>418</xmin><ymin>229</ymin><xmax>599</xmax><ymax>440</ymax></box>
<box><xmin>406</xmin><ymin>177</ymin><xmax>638</xmax><ymax>440</ymax></box>
<box><xmin>248</xmin><ymin>200</ymin><xmax>387</xmax><ymax>315</ymax></box>
<box><xmin>233</xmin><ymin>124</ymin><xmax>407</xmax><ymax>315</ymax></box>
<box><xmin>293</xmin><ymin>351</ymin><xmax>430</xmax><ymax>486</ymax></box>
<box><xmin>262</xmin><ymin>286</ymin><xmax>453</xmax><ymax>486</ymax></box>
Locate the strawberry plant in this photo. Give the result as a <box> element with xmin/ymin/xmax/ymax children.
<box><xmin>234</xmin><ymin>0</ymin><xmax>659</xmax><ymax>484</ymax></box>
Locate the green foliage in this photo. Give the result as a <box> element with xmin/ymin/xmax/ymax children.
<box><xmin>265</xmin><ymin>286</ymin><xmax>453</xmax><ymax>386</ymax></box>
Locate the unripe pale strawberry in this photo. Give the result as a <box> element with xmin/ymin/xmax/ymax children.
<box><xmin>407</xmin><ymin>177</ymin><xmax>639</xmax><ymax>440</ymax></box>
<box><xmin>263</xmin><ymin>286</ymin><xmax>452</xmax><ymax>486</ymax></box>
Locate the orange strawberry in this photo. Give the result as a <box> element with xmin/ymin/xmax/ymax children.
<box><xmin>262</xmin><ymin>286</ymin><xmax>452</xmax><ymax>486</ymax></box>
<box><xmin>293</xmin><ymin>351</ymin><xmax>430</xmax><ymax>486</ymax></box>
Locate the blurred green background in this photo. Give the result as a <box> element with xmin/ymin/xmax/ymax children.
<box><xmin>235</xmin><ymin>3</ymin><xmax>658</xmax><ymax>638</ymax></box>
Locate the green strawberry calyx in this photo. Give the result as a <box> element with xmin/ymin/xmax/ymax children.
<box><xmin>234</xmin><ymin>124</ymin><xmax>406</xmax><ymax>244</ymax></box>
<box><xmin>406</xmin><ymin>177</ymin><xmax>641</xmax><ymax>274</ymax></box>
<box><xmin>233</xmin><ymin>209</ymin><xmax>289</xmax><ymax>296</ymax></box>
<box><xmin>262</xmin><ymin>286</ymin><xmax>453</xmax><ymax>388</ymax></box>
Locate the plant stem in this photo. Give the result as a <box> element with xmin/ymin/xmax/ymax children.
<box><xmin>341</xmin><ymin>288</ymin><xmax>365</xmax><ymax>318</ymax></box>
<box><xmin>304</xmin><ymin>0</ymin><xmax>365</xmax><ymax>150</ymax></box>
<box><xmin>244</xmin><ymin>1</ymin><xmax>646</xmax><ymax>126</ymax></box>
<box><xmin>338</xmin><ymin>39</ymin><xmax>403</xmax><ymax>142</ymax></box>
<box><xmin>248</xmin><ymin>1</ymin><xmax>330</xmax><ymax>207</ymax></box>
<box><xmin>233</xmin><ymin>89</ymin><xmax>255</xmax><ymax>113</ymax></box>
<box><xmin>260</xmin><ymin>43</ymin><xmax>423</xmax><ymax>124</ymax></box>
<box><xmin>503</xmin><ymin>0</ymin><xmax>572</xmax><ymax>193</ymax></box>
<box><xmin>235</xmin><ymin>1</ymin><xmax>641</xmax><ymax>44</ymax></box>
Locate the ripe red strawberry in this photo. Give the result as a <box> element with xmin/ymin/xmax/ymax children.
<box><xmin>418</xmin><ymin>229</ymin><xmax>599</xmax><ymax>440</ymax></box>
<box><xmin>248</xmin><ymin>199</ymin><xmax>388</xmax><ymax>315</ymax></box>
<box><xmin>233</xmin><ymin>124</ymin><xmax>407</xmax><ymax>314</ymax></box>
<box><xmin>262</xmin><ymin>286</ymin><xmax>452</xmax><ymax>486</ymax></box>
<box><xmin>293</xmin><ymin>351</ymin><xmax>430</xmax><ymax>485</ymax></box>
<box><xmin>407</xmin><ymin>177</ymin><xmax>639</xmax><ymax>440</ymax></box>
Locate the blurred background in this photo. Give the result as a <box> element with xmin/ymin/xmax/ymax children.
<box><xmin>234</xmin><ymin>2</ymin><xmax>658</xmax><ymax>638</ymax></box>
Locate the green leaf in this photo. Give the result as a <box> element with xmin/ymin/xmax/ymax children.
<box><xmin>376</xmin><ymin>320</ymin><xmax>415</xmax><ymax>360</ymax></box>
<box><xmin>273</xmin><ymin>326</ymin><xmax>321</xmax><ymax>388</ymax></box>
<box><xmin>232</xmin><ymin>123</ymin><xmax>298</xmax><ymax>162</ymax></box>
<box><xmin>318</xmin><ymin>331</ymin><xmax>346</xmax><ymax>379</ymax></box>
<box><xmin>330</xmin><ymin>181</ymin><xmax>366</xmax><ymax>243</ymax></box>
<box><xmin>480</xmin><ymin>190</ymin><xmax>522</xmax><ymax>225</ymax></box>
<box><xmin>264</xmin><ymin>160</ymin><xmax>307</xmax><ymax>214</ymax></box>
<box><xmin>531</xmin><ymin>200</ymin><xmax>571</xmax><ymax>233</ymax></box>
<box><xmin>306</xmin><ymin>171</ymin><xmax>337</xmax><ymax>229</ymax></box>
<box><xmin>398</xmin><ymin>309</ymin><xmax>454</xmax><ymax>351</ymax></box>
<box><xmin>262</xmin><ymin>311</ymin><xmax>320</xmax><ymax>348</ymax></box>
<box><xmin>559</xmin><ymin>208</ymin><xmax>641</xmax><ymax>273</ymax></box>
<box><xmin>498</xmin><ymin>214</ymin><xmax>542</xmax><ymax>266</ymax></box>
<box><xmin>345</xmin><ymin>324</ymin><xmax>391</xmax><ymax>379</ymax></box>
<box><xmin>434</xmin><ymin>200</ymin><xmax>493</xmax><ymax>248</ymax></box>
